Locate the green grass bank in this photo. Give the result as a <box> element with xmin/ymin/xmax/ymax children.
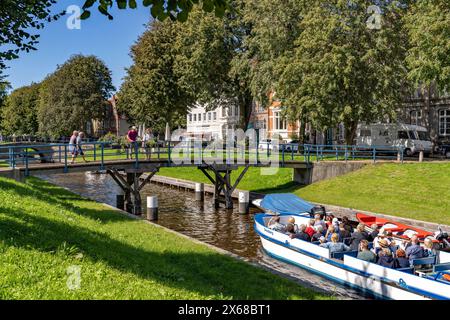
<box><xmin>158</xmin><ymin>163</ymin><xmax>450</xmax><ymax>225</ymax></box>
<box><xmin>0</xmin><ymin>176</ymin><xmax>327</xmax><ymax>300</ymax></box>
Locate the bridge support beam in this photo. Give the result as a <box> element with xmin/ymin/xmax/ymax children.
<box><xmin>107</xmin><ymin>167</ymin><xmax>159</xmax><ymax>216</ymax></box>
<box><xmin>198</xmin><ymin>164</ymin><xmax>250</xmax><ymax>210</ymax></box>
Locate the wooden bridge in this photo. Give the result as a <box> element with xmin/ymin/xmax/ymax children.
<box><xmin>0</xmin><ymin>141</ymin><xmax>314</xmax><ymax>214</ymax></box>
<box><xmin>0</xmin><ymin>141</ymin><xmax>413</xmax><ymax>214</ymax></box>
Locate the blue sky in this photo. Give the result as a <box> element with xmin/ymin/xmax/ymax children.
<box><xmin>4</xmin><ymin>1</ymin><xmax>152</xmax><ymax>93</ymax></box>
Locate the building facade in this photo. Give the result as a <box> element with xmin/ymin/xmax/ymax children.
<box><xmin>398</xmin><ymin>89</ymin><xmax>450</xmax><ymax>144</ymax></box>
<box><xmin>186</xmin><ymin>102</ymin><xmax>241</xmax><ymax>140</ymax></box>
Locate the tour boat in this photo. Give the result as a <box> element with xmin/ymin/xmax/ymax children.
<box><xmin>356</xmin><ymin>213</ymin><xmax>436</xmax><ymax>241</ymax></box>
<box><xmin>254</xmin><ymin>212</ymin><xmax>450</xmax><ymax>300</ymax></box>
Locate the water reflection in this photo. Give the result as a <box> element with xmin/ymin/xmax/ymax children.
<box><xmin>36</xmin><ymin>172</ymin><xmax>367</xmax><ymax>300</ymax></box>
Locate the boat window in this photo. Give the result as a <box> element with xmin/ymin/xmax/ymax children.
<box><xmin>398</xmin><ymin>131</ymin><xmax>408</xmax><ymax>139</ymax></box>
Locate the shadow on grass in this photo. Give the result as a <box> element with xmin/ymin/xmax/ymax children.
<box><xmin>252</xmin><ymin>181</ymin><xmax>305</xmax><ymax>194</ymax></box>
<box><xmin>0</xmin><ymin>178</ymin><xmax>129</xmax><ymax>224</ymax></box>
<box><xmin>0</xmin><ymin>202</ymin><xmax>320</xmax><ymax>300</ymax></box>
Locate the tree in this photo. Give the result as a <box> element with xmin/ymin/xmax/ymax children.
<box><xmin>38</xmin><ymin>55</ymin><xmax>115</xmax><ymax>137</ymax></box>
<box><xmin>172</xmin><ymin>2</ymin><xmax>257</xmax><ymax>130</ymax></box>
<box><xmin>404</xmin><ymin>0</ymin><xmax>450</xmax><ymax>140</ymax></box>
<box><xmin>0</xmin><ymin>0</ymin><xmax>229</xmax><ymax>76</ymax></box>
<box><xmin>0</xmin><ymin>0</ymin><xmax>63</xmax><ymax>74</ymax></box>
<box><xmin>277</xmin><ymin>0</ymin><xmax>409</xmax><ymax>144</ymax></box>
<box><xmin>233</xmin><ymin>0</ymin><xmax>307</xmax><ymax>138</ymax></box>
<box><xmin>0</xmin><ymin>78</ymin><xmax>11</xmax><ymax>131</ymax></box>
<box><xmin>1</xmin><ymin>83</ymin><xmax>41</xmax><ymax>135</ymax></box>
<box><xmin>80</xmin><ymin>0</ymin><xmax>229</xmax><ymax>22</ymax></box>
<box><xmin>118</xmin><ymin>20</ymin><xmax>194</xmax><ymax>133</ymax></box>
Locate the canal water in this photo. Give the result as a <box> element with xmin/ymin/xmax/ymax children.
<box><xmin>37</xmin><ymin>172</ymin><xmax>367</xmax><ymax>300</ymax></box>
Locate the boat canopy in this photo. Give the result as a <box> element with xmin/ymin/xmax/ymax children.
<box><xmin>260</xmin><ymin>194</ymin><xmax>314</xmax><ymax>215</ymax></box>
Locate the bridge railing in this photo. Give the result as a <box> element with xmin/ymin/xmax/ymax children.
<box><xmin>0</xmin><ymin>141</ymin><xmax>411</xmax><ymax>174</ymax></box>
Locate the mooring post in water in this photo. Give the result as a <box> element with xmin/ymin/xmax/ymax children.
<box><xmin>195</xmin><ymin>183</ymin><xmax>204</xmax><ymax>201</ymax></box>
<box><xmin>116</xmin><ymin>194</ymin><xmax>125</xmax><ymax>211</ymax></box>
<box><xmin>147</xmin><ymin>196</ymin><xmax>158</xmax><ymax>221</ymax></box>
<box><xmin>239</xmin><ymin>191</ymin><xmax>250</xmax><ymax>214</ymax></box>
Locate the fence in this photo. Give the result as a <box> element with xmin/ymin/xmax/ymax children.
<box><xmin>0</xmin><ymin>141</ymin><xmax>413</xmax><ymax>175</ymax></box>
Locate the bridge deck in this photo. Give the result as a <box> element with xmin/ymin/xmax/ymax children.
<box><xmin>0</xmin><ymin>158</ymin><xmax>313</xmax><ymax>175</ymax></box>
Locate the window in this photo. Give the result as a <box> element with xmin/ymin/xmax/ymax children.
<box><xmin>198</xmin><ymin>114</ymin><xmax>202</xmax><ymax>122</ymax></box>
<box><xmin>410</xmin><ymin>110</ymin><xmax>422</xmax><ymax>125</ymax></box>
<box><xmin>203</xmin><ymin>113</ymin><xmax>206</xmax><ymax>121</ymax></box>
<box><xmin>439</xmin><ymin>109</ymin><xmax>450</xmax><ymax>136</ymax></box>
<box><xmin>188</xmin><ymin>114</ymin><xmax>192</xmax><ymax>122</ymax></box>
<box><xmin>235</xmin><ymin>106</ymin><xmax>239</xmax><ymax>117</ymax></box>
<box><xmin>274</xmin><ymin>111</ymin><xmax>287</xmax><ymax>130</ymax></box>
<box><xmin>213</xmin><ymin>112</ymin><xmax>217</xmax><ymax>120</ymax></box>
<box><xmin>193</xmin><ymin>114</ymin><xmax>197</xmax><ymax>122</ymax></box>
<box><xmin>408</xmin><ymin>131</ymin><xmax>417</xmax><ymax>140</ymax></box>
<box><xmin>208</xmin><ymin>113</ymin><xmax>212</xmax><ymax>121</ymax></box>
<box><xmin>360</xmin><ymin>129</ymin><xmax>371</xmax><ymax>137</ymax></box>
<box><xmin>398</xmin><ymin>131</ymin><xmax>408</xmax><ymax>139</ymax></box>
<box><xmin>417</xmin><ymin>131</ymin><xmax>431</xmax><ymax>141</ymax></box>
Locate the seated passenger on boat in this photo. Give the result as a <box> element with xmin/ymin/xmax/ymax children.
<box><xmin>339</xmin><ymin>222</ymin><xmax>351</xmax><ymax>240</ymax></box>
<box><xmin>311</xmin><ymin>225</ymin><xmax>325</xmax><ymax>242</ymax></box>
<box><xmin>320</xmin><ymin>233</ymin><xmax>350</xmax><ymax>254</ymax></box>
<box><xmin>287</xmin><ymin>217</ymin><xmax>299</xmax><ymax>233</ymax></box>
<box><xmin>290</xmin><ymin>224</ymin><xmax>311</xmax><ymax>242</ymax></box>
<box><xmin>341</xmin><ymin>216</ymin><xmax>353</xmax><ymax>233</ymax></box>
<box><xmin>372</xmin><ymin>229</ymin><xmax>391</xmax><ymax>252</ymax></box>
<box><xmin>377</xmin><ymin>248</ymin><xmax>396</xmax><ymax>268</ymax></box>
<box><xmin>314</xmin><ymin>214</ymin><xmax>327</xmax><ymax>230</ymax></box>
<box><xmin>357</xmin><ymin>240</ymin><xmax>376</xmax><ymax>263</ymax></box>
<box><xmin>349</xmin><ymin>223</ymin><xmax>369</xmax><ymax>251</ymax></box>
<box><xmin>305</xmin><ymin>219</ymin><xmax>316</xmax><ymax>238</ymax></box>
<box><xmin>394</xmin><ymin>249</ymin><xmax>410</xmax><ymax>269</ymax></box>
<box><xmin>423</xmin><ymin>238</ymin><xmax>438</xmax><ymax>258</ymax></box>
<box><xmin>368</xmin><ymin>223</ymin><xmax>380</xmax><ymax>242</ymax></box>
<box><xmin>268</xmin><ymin>216</ymin><xmax>286</xmax><ymax>232</ymax></box>
<box><xmin>405</xmin><ymin>235</ymin><xmax>426</xmax><ymax>262</ymax></box>
<box><xmin>325</xmin><ymin>225</ymin><xmax>340</xmax><ymax>242</ymax></box>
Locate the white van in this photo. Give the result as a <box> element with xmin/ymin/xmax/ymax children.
<box><xmin>356</xmin><ymin>123</ymin><xmax>432</xmax><ymax>156</ymax></box>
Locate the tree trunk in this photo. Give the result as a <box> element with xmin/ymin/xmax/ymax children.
<box><xmin>344</xmin><ymin>120</ymin><xmax>358</xmax><ymax>146</ymax></box>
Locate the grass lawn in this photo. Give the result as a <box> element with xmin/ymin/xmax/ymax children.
<box><xmin>0</xmin><ymin>176</ymin><xmax>328</xmax><ymax>300</ymax></box>
<box><xmin>157</xmin><ymin>163</ymin><xmax>450</xmax><ymax>226</ymax></box>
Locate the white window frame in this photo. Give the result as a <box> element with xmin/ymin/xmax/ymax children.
<box><xmin>273</xmin><ymin>111</ymin><xmax>287</xmax><ymax>131</ymax></box>
<box><xmin>439</xmin><ymin>109</ymin><xmax>450</xmax><ymax>136</ymax></box>
<box><xmin>410</xmin><ymin>110</ymin><xmax>422</xmax><ymax>125</ymax></box>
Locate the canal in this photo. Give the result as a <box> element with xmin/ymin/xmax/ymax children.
<box><xmin>37</xmin><ymin>171</ymin><xmax>368</xmax><ymax>300</ymax></box>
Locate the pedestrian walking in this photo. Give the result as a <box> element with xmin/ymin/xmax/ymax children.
<box><xmin>142</xmin><ymin>128</ymin><xmax>154</xmax><ymax>160</ymax></box>
<box><xmin>69</xmin><ymin>131</ymin><xmax>79</xmax><ymax>164</ymax></box>
<box><xmin>76</xmin><ymin>131</ymin><xmax>89</xmax><ymax>163</ymax></box>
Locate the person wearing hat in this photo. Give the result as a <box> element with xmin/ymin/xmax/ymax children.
<box><xmin>377</xmin><ymin>247</ymin><xmax>396</xmax><ymax>268</ymax></box>
<box><xmin>127</xmin><ymin>126</ymin><xmax>139</xmax><ymax>159</ymax></box>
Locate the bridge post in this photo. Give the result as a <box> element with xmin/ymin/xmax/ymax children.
<box><xmin>107</xmin><ymin>166</ymin><xmax>159</xmax><ymax>216</ymax></box>
<box><xmin>198</xmin><ymin>164</ymin><xmax>250</xmax><ymax>210</ymax></box>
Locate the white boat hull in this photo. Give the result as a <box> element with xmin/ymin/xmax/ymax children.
<box><xmin>255</xmin><ymin>214</ymin><xmax>450</xmax><ymax>300</ymax></box>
